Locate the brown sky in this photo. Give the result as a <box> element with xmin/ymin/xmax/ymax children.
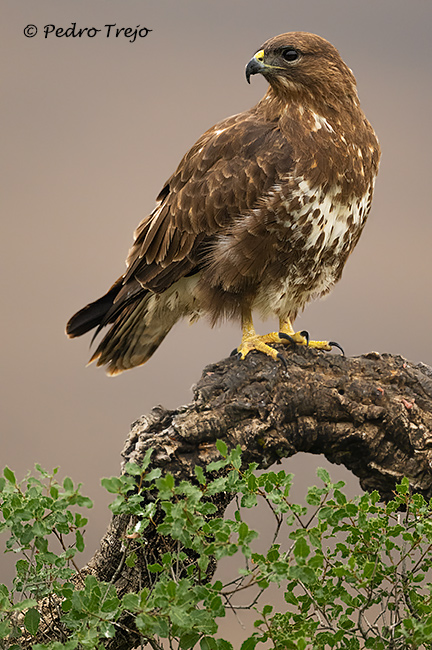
<box><xmin>2</xmin><ymin>0</ymin><xmax>431</xmax><ymax>643</ymax></box>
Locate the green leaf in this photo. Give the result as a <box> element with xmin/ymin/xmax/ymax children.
<box><xmin>239</xmin><ymin>522</ymin><xmax>248</xmax><ymax>540</ymax></box>
<box><xmin>216</xmin><ymin>439</ymin><xmax>228</xmax><ymax>457</ymax></box>
<box><xmin>35</xmin><ymin>536</ymin><xmax>48</xmax><ymax>553</ymax></box>
<box><xmin>396</xmin><ymin>477</ymin><xmax>410</xmax><ymax>494</ymax></box>
<box><xmin>167</xmin><ymin>580</ymin><xmax>177</xmax><ymax>597</ymax></box>
<box><xmin>99</xmin><ymin>620</ymin><xmax>116</xmax><ymax>638</ymax></box>
<box><xmin>124</xmin><ymin>462</ymin><xmax>142</xmax><ymax>476</ymax></box>
<box><xmin>141</xmin><ymin>447</ymin><xmax>154</xmax><ymax>471</ymax></box>
<box><xmin>308</xmin><ymin>552</ymin><xmax>324</xmax><ymax>568</ymax></box>
<box><xmin>195</xmin><ymin>465</ymin><xmax>206</xmax><ymax>485</ymax></box>
<box><xmin>63</xmin><ymin>476</ymin><xmax>74</xmax><ymax>492</ymax></box>
<box><xmin>241</xmin><ymin>493</ymin><xmax>257</xmax><ymax>508</ymax></box>
<box><xmin>241</xmin><ymin>637</ymin><xmax>258</xmax><ymax>650</ymax></box>
<box><xmin>316</xmin><ymin>467</ymin><xmax>330</xmax><ymax>484</ymax></box>
<box><xmin>230</xmin><ymin>447</ymin><xmax>242</xmax><ymax>470</ymax></box>
<box><xmin>180</xmin><ymin>631</ymin><xmax>201</xmax><ymax>649</ymax></box>
<box><xmin>317</xmin><ymin>506</ymin><xmax>333</xmax><ymax>521</ymax></box>
<box><xmin>289</xmin><ymin>565</ymin><xmax>317</xmax><ymax>585</ymax></box>
<box><xmin>157</xmin><ymin>473</ymin><xmax>175</xmax><ymax>492</ymax></box>
<box><xmin>362</xmin><ymin>561</ymin><xmax>376</xmax><ymax>579</ymax></box>
<box><xmin>247</xmin><ymin>473</ymin><xmax>257</xmax><ymax>491</ymax></box>
<box><xmin>306</xmin><ymin>486</ymin><xmax>324</xmax><ymax>506</ymax></box>
<box><xmin>84</xmin><ymin>574</ymin><xmax>98</xmax><ymax>591</ymax></box>
<box><xmin>294</xmin><ymin>536</ymin><xmax>310</xmax><ymax>560</ymax></box>
<box><xmin>12</xmin><ymin>598</ymin><xmax>38</xmax><ymax>611</ymax></box>
<box><xmin>101</xmin><ymin>476</ymin><xmax>122</xmax><ymax>494</ymax></box>
<box><xmin>171</xmin><ymin>606</ymin><xmax>192</xmax><ymax>627</ymax></box>
<box><xmin>3</xmin><ymin>466</ymin><xmax>16</xmax><ymax>485</ymax></box>
<box><xmin>76</xmin><ymin>494</ymin><xmax>93</xmax><ymax>508</ymax></box>
<box><xmin>284</xmin><ymin>590</ymin><xmax>298</xmax><ymax>606</ymax></box>
<box><xmin>125</xmin><ymin>551</ymin><xmax>137</xmax><ymax>568</ymax></box>
<box><xmin>62</xmin><ymin>598</ymin><xmax>72</xmax><ymax>612</ymax></box>
<box><xmin>145</xmin><ymin>467</ymin><xmax>162</xmax><ymax>481</ymax></box>
<box><xmin>101</xmin><ymin>597</ymin><xmax>120</xmax><ymax>613</ymax></box>
<box><xmin>24</xmin><ymin>607</ymin><xmax>40</xmax><ymax>635</ymax></box>
<box><xmin>74</xmin><ymin>513</ymin><xmax>88</xmax><ymax>528</ymax></box>
<box><xmin>75</xmin><ymin>530</ymin><xmax>84</xmax><ymax>552</ymax></box>
<box><xmin>345</xmin><ymin>503</ymin><xmax>358</xmax><ymax>516</ymax></box>
<box><xmin>215</xmin><ymin>640</ymin><xmax>233</xmax><ymax>650</ymax></box>
<box><xmin>208</xmin><ymin>595</ymin><xmax>224</xmax><ymax>617</ymax></box>
<box><xmin>200</xmin><ymin>502</ymin><xmax>218</xmax><ymax>516</ymax></box>
<box><xmin>0</xmin><ymin>620</ymin><xmax>11</xmax><ymax>639</ymax></box>
<box><xmin>122</xmin><ymin>593</ymin><xmax>140</xmax><ymax>611</ymax></box>
<box><xmin>201</xmin><ymin>637</ymin><xmax>217</xmax><ymax>650</ymax></box>
<box><xmin>334</xmin><ymin>489</ymin><xmax>347</xmax><ymax>505</ymax></box>
<box><xmin>133</xmin><ymin>608</ymin><xmax>155</xmax><ymax>634</ymax></box>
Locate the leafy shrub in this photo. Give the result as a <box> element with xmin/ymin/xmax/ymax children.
<box><xmin>1</xmin><ymin>445</ymin><xmax>432</xmax><ymax>649</ymax></box>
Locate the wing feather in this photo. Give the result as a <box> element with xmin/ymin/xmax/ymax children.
<box><xmin>123</xmin><ymin>112</ymin><xmax>294</xmax><ymax>292</ymax></box>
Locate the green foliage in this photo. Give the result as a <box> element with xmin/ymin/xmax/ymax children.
<box><xmin>1</xmin><ymin>453</ymin><xmax>432</xmax><ymax>649</ymax></box>
<box><xmin>0</xmin><ymin>465</ymin><xmax>92</xmax><ymax>645</ymax></box>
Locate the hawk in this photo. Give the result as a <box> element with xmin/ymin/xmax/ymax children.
<box><xmin>66</xmin><ymin>32</ymin><xmax>380</xmax><ymax>374</ymax></box>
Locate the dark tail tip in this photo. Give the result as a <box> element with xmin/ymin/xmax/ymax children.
<box><xmin>66</xmin><ymin>282</ymin><xmax>121</xmax><ymax>338</ymax></box>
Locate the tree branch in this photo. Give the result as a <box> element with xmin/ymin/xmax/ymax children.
<box><xmin>18</xmin><ymin>347</ymin><xmax>432</xmax><ymax>648</ymax></box>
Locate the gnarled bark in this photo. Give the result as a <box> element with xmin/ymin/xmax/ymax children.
<box><xmin>18</xmin><ymin>347</ymin><xmax>432</xmax><ymax>648</ymax></box>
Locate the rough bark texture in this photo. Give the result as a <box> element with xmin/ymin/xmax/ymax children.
<box><xmin>18</xmin><ymin>347</ymin><xmax>432</xmax><ymax>648</ymax></box>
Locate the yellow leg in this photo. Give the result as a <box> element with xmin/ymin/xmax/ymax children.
<box><xmin>236</xmin><ymin>308</ymin><xmax>282</xmax><ymax>362</ymax></box>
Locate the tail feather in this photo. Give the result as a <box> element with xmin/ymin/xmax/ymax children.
<box><xmin>67</xmin><ymin>275</ymin><xmax>201</xmax><ymax>374</ymax></box>
<box><xmin>66</xmin><ymin>281</ymin><xmax>122</xmax><ymax>338</ymax></box>
<box><xmin>90</xmin><ymin>293</ymin><xmax>171</xmax><ymax>375</ymax></box>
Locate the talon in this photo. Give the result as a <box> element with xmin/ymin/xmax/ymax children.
<box><xmin>329</xmin><ymin>341</ymin><xmax>345</xmax><ymax>355</ymax></box>
<box><xmin>278</xmin><ymin>330</ymin><xmax>308</xmax><ymax>346</ymax></box>
<box><xmin>278</xmin><ymin>332</ymin><xmax>295</xmax><ymax>344</ymax></box>
<box><xmin>230</xmin><ymin>348</ymin><xmax>239</xmax><ymax>357</ymax></box>
<box><xmin>276</xmin><ymin>352</ymin><xmax>288</xmax><ymax>369</ymax></box>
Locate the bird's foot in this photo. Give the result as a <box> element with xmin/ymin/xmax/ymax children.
<box><xmin>232</xmin><ymin>330</ymin><xmax>344</xmax><ymax>366</ymax></box>
<box><xmin>235</xmin><ymin>332</ymin><xmax>287</xmax><ymax>364</ymax></box>
<box><xmin>279</xmin><ymin>330</ymin><xmax>344</xmax><ymax>355</ymax></box>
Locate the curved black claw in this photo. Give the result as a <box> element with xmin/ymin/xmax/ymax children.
<box><xmin>276</xmin><ymin>352</ymin><xmax>288</xmax><ymax>369</ymax></box>
<box><xmin>278</xmin><ymin>332</ymin><xmax>296</xmax><ymax>344</ymax></box>
<box><xmin>230</xmin><ymin>347</ymin><xmax>240</xmax><ymax>357</ymax></box>
<box><xmin>329</xmin><ymin>341</ymin><xmax>345</xmax><ymax>356</ymax></box>
<box><xmin>299</xmin><ymin>330</ymin><xmax>310</xmax><ymax>346</ymax></box>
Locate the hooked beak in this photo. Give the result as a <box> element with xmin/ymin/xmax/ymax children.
<box><xmin>245</xmin><ymin>49</ymin><xmax>266</xmax><ymax>84</ymax></box>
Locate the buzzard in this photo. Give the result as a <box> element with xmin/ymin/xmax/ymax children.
<box><xmin>67</xmin><ymin>32</ymin><xmax>380</xmax><ymax>374</ymax></box>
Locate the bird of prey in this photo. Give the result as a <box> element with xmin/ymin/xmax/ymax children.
<box><xmin>66</xmin><ymin>31</ymin><xmax>380</xmax><ymax>375</ymax></box>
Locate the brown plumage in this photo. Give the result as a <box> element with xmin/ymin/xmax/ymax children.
<box><xmin>66</xmin><ymin>32</ymin><xmax>380</xmax><ymax>374</ymax></box>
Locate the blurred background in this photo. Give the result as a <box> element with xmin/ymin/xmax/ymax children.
<box><xmin>2</xmin><ymin>0</ymin><xmax>431</xmax><ymax>643</ymax></box>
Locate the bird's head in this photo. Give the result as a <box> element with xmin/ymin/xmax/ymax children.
<box><xmin>246</xmin><ymin>32</ymin><xmax>358</xmax><ymax>108</ymax></box>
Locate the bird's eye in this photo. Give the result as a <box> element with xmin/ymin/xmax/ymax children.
<box><xmin>282</xmin><ymin>48</ymin><xmax>299</xmax><ymax>62</ymax></box>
